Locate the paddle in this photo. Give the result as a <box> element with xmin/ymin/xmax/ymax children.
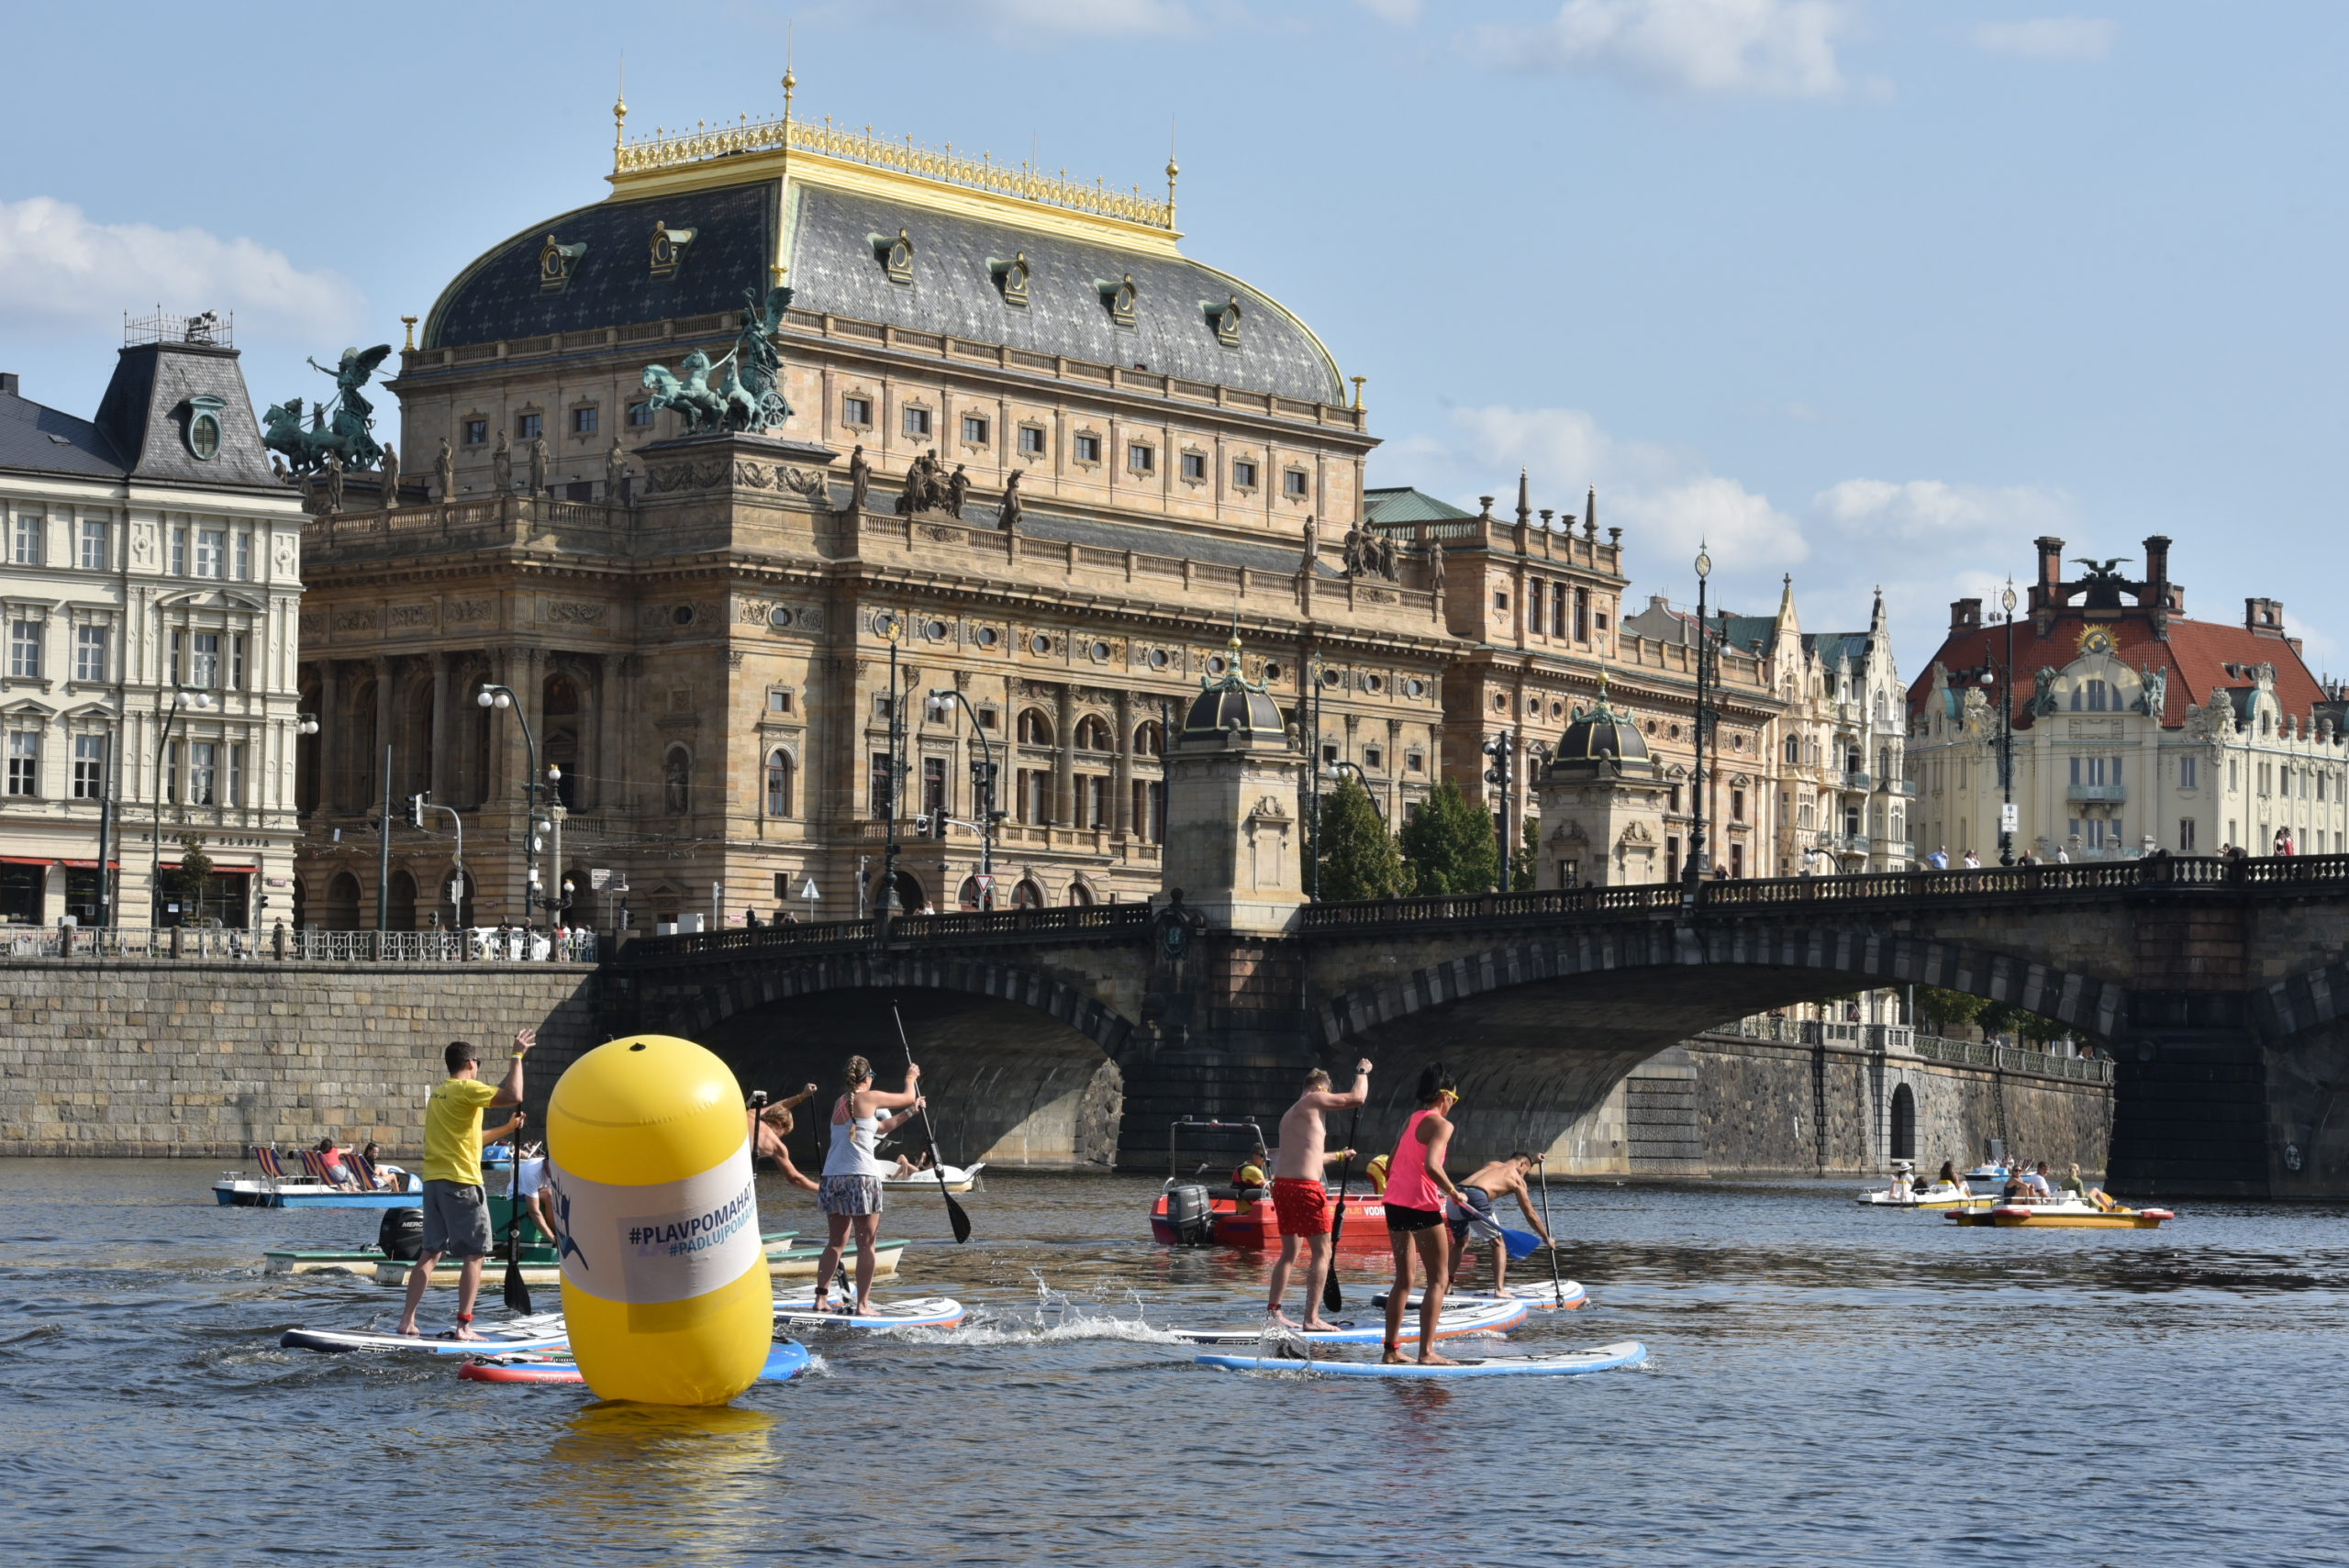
<box><xmin>501</xmin><ymin>1115</ymin><xmax>532</xmax><ymax>1314</ymax></box>
<box><xmin>1320</xmin><ymin>1106</ymin><xmax>1363</xmax><ymax>1314</ymax></box>
<box><xmin>891</xmin><ymin>1003</ymin><xmax>971</xmax><ymax>1244</ymax></box>
<box><xmin>1536</xmin><ymin>1153</ymin><xmax>1564</xmax><ymax>1308</ymax></box>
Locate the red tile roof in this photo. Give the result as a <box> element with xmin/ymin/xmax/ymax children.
<box><xmin>1908</xmin><ymin>609</ymin><xmax>2325</xmax><ymax>730</ymax></box>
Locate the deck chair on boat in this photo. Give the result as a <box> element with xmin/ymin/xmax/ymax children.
<box><xmin>252</xmin><ymin>1146</ymin><xmax>294</xmax><ymax>1191</ymax></box>
<box><xmin>298</xmin><ymin>1149</ymin><xmax>356</xmax><ymax>1191</ymax></box>
<box><xmin>346</xmin><ymin>1150</ymin><xmax>387</xmax><ymax>1192</ymax></box>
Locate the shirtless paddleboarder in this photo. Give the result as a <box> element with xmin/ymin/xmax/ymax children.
<box><xmin>1264</xmin><ymin>1059</ymin><xmax>1373</xmax><ymax>1330</ymax></box>
<box><xmin>1445</xmin><ymin>1152</ymin><xmax>1555</xmax><ymax>1293</ymax></box>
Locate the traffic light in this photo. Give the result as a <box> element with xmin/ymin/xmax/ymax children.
<box><xmin>406</xmin><ymin>793</ymin><xmax>426</xmax><ymax>828</ymax></box>
<box><xmin>931</xmin><ymin>808</ymin><xmax>949</xmax><ymax>840</ymax></box>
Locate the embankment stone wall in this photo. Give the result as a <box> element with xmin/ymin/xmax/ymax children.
<box><xmin>0</xmin><ymin>962</ymin><xmax>602</xmax><ymax>1159</ymax></box>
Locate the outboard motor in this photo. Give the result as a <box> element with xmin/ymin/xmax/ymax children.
<box><xmin>1163</xmin><ymin>1181</ymin><xmax>1218</xmax><ymax>1247</ymax></box>
<box><xmin>377</xmin><ymin>1206</ymin><xmax>423</xmax><ymax>1262</ymax></box>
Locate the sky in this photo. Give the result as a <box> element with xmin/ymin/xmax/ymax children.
<box><xmin>5</xmin><ymin>1</ymin><xmax>2343</xmax><ymax>680</ymax></box>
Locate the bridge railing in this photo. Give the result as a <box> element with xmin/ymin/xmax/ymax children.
<box><xmin>0</xmin><ymin>927</ymin><xmax>597</xmax><ymax>963</ymax></box>
<box><xmin>1909</xmin><ymin>1032</ymin><xmax>2115</xmax><ymax>1084</ymax></box>
<box><xmin>617</xmin><ymin>902</ymin><xmax>1153</xmax><ymax>962</ymax></box>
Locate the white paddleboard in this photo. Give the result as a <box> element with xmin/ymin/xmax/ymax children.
<box><xmin>1373</xmin><ymin>1280</ymin><xmax>1586</xmax><ymax>1310</ymax></box>
<box><xmin>773</xmin><ymin>1296</ymin><xmax>965</xmax><ymax>1331</ymax></box>
<box><xmin>279</xmin><ymin>1313</ymin><xmax>569</xmax><ymax>1356</ymax></box>
<box><xmin>1197</xmin><ymin>1340</ymin><xmax>1648</xmax><ymax>1379</ymax></box>
<box><xmin>1166</xmin><ymin>1294</ymin><xmax>1527</xmax><ymax>1345</ymax></box>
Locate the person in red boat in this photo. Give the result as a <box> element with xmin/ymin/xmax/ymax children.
<box><xmin>1264</xmin><ymin>1059</ymin><xmax>1372</xmax><ymax>1331</ymax></box>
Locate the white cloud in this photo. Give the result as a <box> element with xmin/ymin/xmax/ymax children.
<box><xmin>1971</xmin><ymin>17</ymin><xmax>2116</xmax><ymax>62</ymax></box>
<box><xmin>0</xmin><ymin>195</ymin><xmax>362</xmax><ymax>342</ymax></box>
<box><xmin>1355</xmin><ymin>0</ymin><xmax>1422</xmax><ymax>22</ymax></box>
<box><xmin>1471</xmin><ymin>0</ymin><xmax>1855</xmax><ymax>99</ymax></box>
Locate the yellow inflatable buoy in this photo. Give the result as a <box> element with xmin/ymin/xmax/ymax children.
<box><xmin>546</xmin><ymin>1034</ymin><xmax>772</xmax><ymax>1405</ymax></box>
<box><xmin>1236</xmin><ymin>1164</ymin><xmax>1267</xmax><ymax>1189</ymax></box>
<box><xmin>1364</xmin><ymin>1153</ymin><xmax>1391</xmax><ymax>1195</ymax></box>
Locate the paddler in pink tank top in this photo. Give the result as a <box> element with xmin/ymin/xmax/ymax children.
<box><xmin>1381</xmin><ymin>1064</ymin><xmax>1469</xmax><ymax>1365</ymax></box>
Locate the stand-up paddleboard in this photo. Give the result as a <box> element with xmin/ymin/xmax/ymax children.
<box><xmin>1374</xmin><ymin>1281</ymin><xmax>1586</xmax><ymax>1310</ymax></box>
<box><xmin>459</xmin><ymin>1340</ymin><xmax>811</xmax><ymax>1386</ymax></box>
<box><xmin>1165</xmin><ymin>1295</ymin><xmax>1526</xmax><ymax>1345</ymax></box>
<box><xmin>1197</xmin><ymin>1340</ymin><xmax>1648</xmax><ymax>1379</ymax></box>
<box><xmin>773</xmin><ymin>1296</ymin><xmax>964</xmax><ymax>1331</ymax></box>
<box><xmin>279</xmin><ymin>1313</ymin><xmax>570</xmax><ymax>1356</ymax></box>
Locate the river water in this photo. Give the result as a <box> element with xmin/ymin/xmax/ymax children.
<box><xmin>3</xmin><ymin>1159</ymin><xmax>2344</xmax><ymax>1567</ymax></box>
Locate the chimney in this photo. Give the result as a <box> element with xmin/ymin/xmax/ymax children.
<box><xmin>2143</xmin><ymin>534</ymin><xmax>2172</xmax><ymax>639</ymax></box>
<box><xmin>1952</xmin><ymin>598</ymin><xmax>1983</xmax><ymax>633</ymax></box>
<box><xmin>0</xmin><ymin>373</ymin><xmax>17</xmax><ymax>396</ymax></box>
<box><xmin>2034</xmin><ymin>536</ymin><xmax>2065</xmax><ymax>588</ymax></box>
<box><xmin>2247</xmin><ymin>597</ymin><xmax>2287</xmax><ymax>639</ymax></box>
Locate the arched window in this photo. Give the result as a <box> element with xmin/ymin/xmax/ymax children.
<box><xmin>1011</xmin><ymin>878</ymin><xmax>1044</xmax><ymax>909</ymax></box>
<box><xmin>1074</xmin><ymin>715</ymin><xmax>1112</xmax><ymax>751</ymax></box>
<box><xmin>958</xmin><ymin>875</ymin><xmax>985</xmax><ymax>911</ymax></box>
<box><xmin>663</xmin><ymin>746</ymin><xmax>691</xmax><ymax>814</ymax></box>
<box><xmin>1888</xmin><ymin>1084</ymin><xmax>1916</xmax><ymax>1161</ymax></box>
<box><xmin>1066</xmin><ymin>880</ymin><xmax>1095</xmax><ymax>906</ymax></box>
<box><xmin>543</xmin><ymin>673</ymin><xmax>582</xmax><ymax>807</ymax></box>
<box><xmin>1784</xmin><ymin>735</ymin><xmax>1799</xmax><ymax>765</ymax></box>
<box><xmin>1018</xmin><ymin>709</ymin><xmax>1054</xmax><ymax>746</ymax></box>
<box><xmin>1134</xmin><ymin>719</ymin><xmax>1164</xmax><ymax>757</ymax></box>
<box><xmin>765</xmin><ymin>750</ymin><xmax>795</xmax><ymax>817</ymax></box>
<box><xmin>387</xmin><ymin>870</ymin><xmax>417</xmax><ymax>931</ymax></box>
<box><xmin>325</xmin><ymin>872</ymin><xmax>362</xmax><ymax>930</ymax></box>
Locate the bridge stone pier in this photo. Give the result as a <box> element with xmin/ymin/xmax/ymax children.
<box><xmin>607</xmin><ymin>855</ymin><xmax>2349</xmax><ymax>1199</ymax></box>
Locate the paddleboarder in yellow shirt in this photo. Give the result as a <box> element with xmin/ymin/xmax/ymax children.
<box><xmin>395</xmin><ymin>1029</ymin><xmax>531</xmax><ymax>1340</ymax></box>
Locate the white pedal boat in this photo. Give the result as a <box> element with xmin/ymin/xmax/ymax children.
<box><xmin>1856</xmin><ymin>1181</ymin><xmax>1992</xmax><ymax>1211</ymax></box>
<box><xmin>880</xmin><ymin>1161</ymin><xmax>985</xmax><ymax>1192</ymax></box>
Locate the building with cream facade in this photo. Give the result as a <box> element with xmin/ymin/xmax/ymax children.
<box><xmin>1908</xmin><ymin>536</ymin><xmax>2347</xmax><ymax>863</ymax></box>
<box><xmin>0</xmin><ymin>323</ymin><xmax>306</xmax><ymax>929</ymax></box>
<box><xmin>292</xmin><ymin>90</ymin><xmax>1899</xmax><ymax>930</ymax></box>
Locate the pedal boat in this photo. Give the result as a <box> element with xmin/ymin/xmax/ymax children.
<box><xmin>1856</xmin><ymin>1181</ymin><xmax>1993</xmax><ymax>1211</ymax></box>
<box><xmin>880</xmin><ymin>1161</ymin><xmax>985</xmax><ymax>1192</ymax></box>
<box><xmin>214</xmin><ymin>1173</ymin><xmax>421</xmax><ymax>1208</ymax></box>
<box><xmin>1949</xmin><ymin>1196</ymin><xmax>2175</xmax><ymax>1229</ymax></box>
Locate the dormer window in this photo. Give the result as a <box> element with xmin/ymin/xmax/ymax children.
<box><xmin>988</xmin><ymin>252</ymin><xmax>1031</xmax><ymax>306</ymax></box>
<box><xmin>181</xmin><ymin>395</ymin><xmax>226</xmax><ymax>462</ymax></box>
<box><xmin>871</xmin><ymin>228</ymin><xmax>916</xmax><ymax>284</ymax></box>
<box><xmin>648</xmin><ymin>219</ymin><xmax>696</xmax><ymax>278</ymax></box>
<box><xmin>1097</xmin><ymin>273</ymin><xmax>1138</xmax><ymax>328</ymax></box>
<box><xmin>1204</xmin><ymin>294</ymin><xmax>1242</xmax><ymax>349</ymax></box>
<box><xmin>539</xmin><ymin>234</ymin><xmax>585</xmax><ymax>291</ymax></box>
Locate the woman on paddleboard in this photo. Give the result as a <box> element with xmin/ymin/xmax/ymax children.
<box><xmin>1380</xmin><ymin>1065</ymin><xmax>1470</xmax><ymax>1365</ymax></box>
<box><xmin>814</xmin><ymin>1054</ymin><xmax>927</xmax><ymax>1315</ymax></box>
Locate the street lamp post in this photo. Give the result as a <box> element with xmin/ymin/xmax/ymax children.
<box><xmin>928</xmin><ymin>687</ymin><xmax>1002</xmax><ymax>910</ymax></box>
<box><xmin>1305</xmin><ymin>646</ymin><xmax>1325</xmax><ymax>901</ymax></box>
<box><xmin>473</xmin><ymin>684</ymin><xmax>541</xmax><ymax>936</ymax></box>
<box><xmin>150</xmin><ymin>685</ymin><xmax>217</xmax><ymax>926</ymax></box>
<box><xmin>1998</xmin><ymin>577</ymin><xmax>2019</xmax><ymax>865</ymax></box>
<box><xmin>1684</xmin><ymin>542</ymin><xmax>1714</xmax><ymax>899</ymax></box>
<box><xmin>877</xmin><ymin>614</ymin><xmax>905</xmax><ymax>936</ymax></box>
<box><xmin>1323</xmin><ymin>758</ymin><xmax>1384</xmax><ymax>819</ymax></box>
<box><xmin>1482</xmin><ymin>728</ymin><xmax>1516</xmax><ymax>892</ymax></box>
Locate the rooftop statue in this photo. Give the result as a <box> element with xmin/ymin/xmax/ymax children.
<box><xmin>640</xmin><ymin>284</ymin><xmax>795</xmax><ymax>435</ymax></box>
<box><xmin>263</xmin><ymin>345</ymin><xmax>390</xmax><ymax>474</ymax></box>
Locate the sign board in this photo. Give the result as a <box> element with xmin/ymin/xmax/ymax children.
<box><xmin>798</xmin><ymin>878</ymin><xmax>819</xmax><ymax>901</ymax></box>
<box><xmin>591</xmin><ymin>868</ymin><xmax>613</xmax><ymax>891</ymax></box>
<box><xmin>1998</xmin><ymin>803</ymin><xmax>2019</xmax><ymax>833</ymax></box>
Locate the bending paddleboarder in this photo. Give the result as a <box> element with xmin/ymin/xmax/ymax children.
<box><xmin>813</xmin><ymin>1054</ymin><xmax>927</xmax><ymax>1315</ymax></box>
<box><xmin>395</xmin><ymin>1029</ymin><xmax>531</xmax><ymax>1340</ymax></box>
<box><xmin>749</xmin><ymin>1086</ymin><xmax>822</xmax><ymax>1194</ymax></box>
<box><xmin>1445</xmin><ymin>1152</ymin><xmax>1555</xmax><ymax>1294</ymax></box>
<box><xmin>1265</xmin><ymin>1059</ymin><xmax>1372</xmax><ymax>1331</ymax></box>
<box><xmin>1379</xmin><ymin>1065</ymin><xmax>1468</xmax><ymax>1366</ymax></box>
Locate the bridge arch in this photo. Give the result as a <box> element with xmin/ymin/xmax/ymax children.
<box><xmin>649</xmin><ymin>952</ymin><xmax>1141</xmax><ymax>1173</ymax></box>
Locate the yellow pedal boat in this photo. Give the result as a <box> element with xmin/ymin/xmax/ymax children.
<box><xmin>1949</xmin><ymin>1198</ymin><xmax>2175</xmax><ymax>1229</ymax></box>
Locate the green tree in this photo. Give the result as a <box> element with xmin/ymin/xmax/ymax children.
<box><xmin>1511</xmin><ymin>814</ymin><xmax>1541</xmax><ymax>892</ymax></box>
<box><xmin>1398</xmin><ymin>780</ymin><xmax>1500</xmax><ymax>895</ymax></box>
<box><xmin>1314</xmin><ymin>774</ymin><xmax>1404</xmax><ymax>900</ymax></box>
<box><xmin>1914</xmin><ymin>986</ymin><xmax>1987</xmax><ymax>1033</ymax></box>
<box><xmin>1978</xmin><ymin>1000</ymin><xmax>2065</xmax><ymax>1045</ymax></box>
<box><xmin>161</xmin><ymin>833</ymin><xmax>215</xmax><ymax>924</ymax></box>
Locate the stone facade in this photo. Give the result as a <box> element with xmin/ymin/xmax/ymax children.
<box><xmin>0</xmin><ymin>961</ymin><xmax>599</xmax><ymax>1158</ymax></box>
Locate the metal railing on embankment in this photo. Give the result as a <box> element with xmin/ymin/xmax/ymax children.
<box><xmin>616</xmin><ymin>902</ymin><xmax>1152</xmax><ymax>964</ymax></box>
<box><xmin>0</xmin><ymin>927</ymin><xmax>598</xmax><ymax>963</ymax></box>
<box><xmin>1708</xmin><ymin>1015</ymin><xmax>2113</xmax><ymax>1084</ymax></box>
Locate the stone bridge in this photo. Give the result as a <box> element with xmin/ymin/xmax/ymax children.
<box><xmin>605</xmin><ymin>854</ymin><xmax>2349</xmax><ymax>1199</ymax></box>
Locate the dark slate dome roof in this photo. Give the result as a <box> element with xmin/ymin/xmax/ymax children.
<box><xmin>1548</xmin><ymin>693</ymin><xmax>1653</xmax><ymax>779</ymax></box>
<box><xmin>419</xmin><ymin>175</ymin><xmax>1343</xmax><ymax>406</ymax></box>
<box><xmin>1182</xmin><ymin>673</ymin><xmax>1286</xmax><ymax>744</ymax></box>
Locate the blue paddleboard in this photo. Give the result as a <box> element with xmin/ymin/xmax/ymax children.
<box><xmin>1196</xmin><ymin>1340</ymin><xmax>1647</xmax><ymax>1379</ymax></box>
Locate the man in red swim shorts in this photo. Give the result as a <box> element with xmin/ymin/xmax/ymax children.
<box><xmin>1266</xmin><ymin>1059</ymin><xmax>1372</xmax><ymax>1331</ymax></box>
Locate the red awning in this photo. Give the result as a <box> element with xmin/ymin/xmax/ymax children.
<box><xmin>59</xmin><ymin>860</ymin><xmax>121</xmax><ymax>870</ymax></box>
<box><xmin>0</xmin><ymin>856</ymin><xmax>52</xmax><ymax>866</ymax></box>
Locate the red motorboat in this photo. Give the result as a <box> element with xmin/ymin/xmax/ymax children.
<box><xmin>1150</xmin><ymin>1118</ymin><xmax>1393</xmax><ymax>1251</ymax></box>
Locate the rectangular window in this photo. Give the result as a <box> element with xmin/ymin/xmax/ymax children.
<box><xmin>923</xmin><ymin>757</ymin><xmax>947</xmax><ymax>818</ymax></box>
<box><xmin>873</xmin><ymin>695</ymin><xmax>894</xmax><ymax>720</ymax></box>
<box><xmin>73</xmin><ymin>625</ymin><xmax>106</xmax><ymax>683</ymax></box>
<box><xmin>1494</xmin><ymin>591</ymin><xmax>1509</xmax><ymax>610</ymax></box>
<box><xmin>229</xmin><ymin>634</ymin><xmax>248</xmax><ymax>691</ymax></box>
<box><xmin>1019</xmin><ymin>426</ymin><xmax>1046</xmax><ymax>456</ymax></box>
<box><xmin>1553</xmin><ymin>588</ymin><xmax>1567</xmax><ymax>639</ymax></box>
<box><xmin>518</xmin><ymin>413</ymin><xmax>543</xmax><ymax>440</ymax></box>
<box><xmin>12</xmin><ymin>511</ymin><xmax>41</xmax><ymax>566</ymax></box>
<box><xmin>903</xmin><ymin>406</ymin><xmax>932</xmax><ymax>438</ymax></box>
<box><xmin>1733</xmin><ymin>788</ymin><xmax>1747</xmax><ymax>822</ymax></box>
<box><xmin>72</xmin><ymin>734</ymin><xmax>104</xmax><ymax>800</ymax></box>
<box><xmin>1406</xmin><ymin>751</ymin><xmax>1424</xmax><ymax>773</ymax></box>
<box><xmin>870</xmin><ymin>752</ymin><xmax>895</xmax><ymax>817</ymax></box>
<box><xmin>6</xmin><ymin>732</ymin><xmax>37</xmax><ymax>796</ymax></box>
<box><xmin>9</xmin><ymin>619</ymin><xmax>39</xmax><ymax>679</ymax></box>
<box><xmin>977</xmin><ymin>706</ymin><xmax>999</xmax><ymax>730</ymax></box>
<box><xmin>1321</xmin><ymin>742</ymin><xmax>1340</xmax><ymax>765</ymax></box>
<box><xmin>1135</xmin><ymin>779</ymin><xmax>1165</xmax><ymax>843</ymax></box>
<box><xmin>1364</xmin><ymin>746</ymin><xmax>1384</xmax><ymax>771</ymax></box>
<box><xmin>79</xmin><ymin>518</ymin><xmax>107</xmax><ymax>572</ymax></box>
<box><xmin>1527</xmin><ymin>581</ymin><xmax>1543</xmax><ymax>631</ymax></box>
<box><xmin>1127</xmin><ymin>443</ymin><xmax>1154</xmax><ymax>473</ymax></box>
<box><xmin>962</xmin><ymin>415</ymin><xmax>990</xmax><ymax>445</ymax></box>
<box><xmin>189</xmin><ymin>632</ymin><xmax>220</xmax><ymax>689</ymax></box>
<box><xmin>841</xmin><ymin>395</ymin><xmax>872</xmax><ymax>428</ymax></box>
<box><xmin>767</xmin><ymin>689</ymin><xmax>792</xmax><ymax>714</ymax></box>
<box><xmin>195</xmin><ymin>529</ymin><xmax>224</xmax><ymax>579</ymax></box>
<box><xmin>163</xmin><ymin>739</ymin><xmax>179</xmax><ymax>804</ymax></box>
<box><xmin>1284</xmin><ymin>471</ymin><xmax>1309</xmax><ymax>498</ymax></box>
<box><xmin>627</xmin><ymin>402</ymin><xmax>654</xmax><ymax>428</ymax></box>
<box><xmin>572</xmin><ymin>406</ymin><xmax>597</xmax><ymax>435</ymax></box>
<box><xmin>2179</xmin><ymin>817</ymin><xmax>2197</xmax><ymax>852</ymax></box>
<box><xmin>2180</xmin><ymin>755</ymin><xmax>2199</xmax><ymax>790</ymax></box>
<box><xmin>1665</xmin><ymin>837</ymin><xmax>1681</xmax><ymax>884</ymax></box>
<box><xmin>1181</xmin><ymin>451</ymin><xmax>1208</xmax><ymax>482</ymax></box>
<box><xmin>171</xmin><ymin>528</ymin><xmax>187</xmax><ymax>575</ymax></box>
<box><xmin>1575</xmin><ymin>587</ymin><xmax>1590</xmax><ymax>640</ymax></box>
<box><xmin>233</xmin><ymin>530</ymin><xmax>251</xmax><ymax>581</ymax></box>
<box><xmin>774</xmin><ymin>873</ymin><xmax>791</xmax><ymax>901</ymax></box>
<box><xmin>188</xmin><ymin>741</ymin><xmax>217</xmax><ymax>806</ymax></box>
<box><xmin>463</xmin><ymin>419</ymin><xmax>488</xmax><ymax>445</ymax></box>
<box><xmin>1074</xmin><ymin>434</ymin><xmax>1102</xmax><ymax>463</ymax></box>
<box><xmin>1730</xmin><ymin>844</ymin><xmax>1744</xmax><ymax>878</ymax></box>
<box><xmin>1077</xmin><ymin>773</ymin><xmax>1108</xmax><ymax>828</ymax></box>
<box><xmin>227</xmin><ymin>743</ymin><xmax>245</xmax><ymax>807</ymax></box>
<box><xmin>1232</xmin><ymin>459</ymin><xmax>1257</xmax><ymax>488</ymax></box>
